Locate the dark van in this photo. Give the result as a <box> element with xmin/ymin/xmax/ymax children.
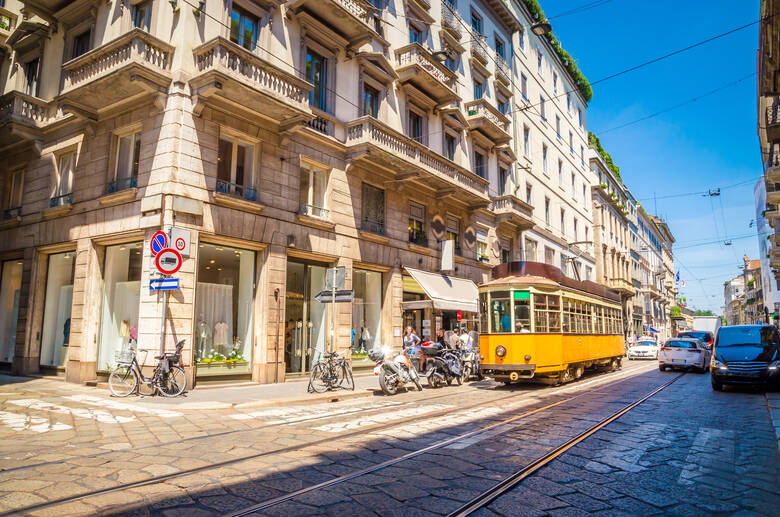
<box><xmin>710</xmin><ymin>325</ymin><xmax>780</xmax><ymax>391</ymax></box>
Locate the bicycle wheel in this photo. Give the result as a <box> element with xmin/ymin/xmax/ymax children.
<box><xmin>309</xmin><ymin>362</ymin><xmax>329</xmax><ymax>393</ymax></box>
<box><xmin>339</xmin><ymin>362</ymin><xmax>354</xmax><ymax>391</ymax></box>
<box><xmin>108</xmin><ymin>366</ymin><xmax>138</xmax><ymax>397</ymax></box>
<box><xmin>156</xmin><ymin>366</ymin><xmax>186</xmax><ymax>397</ymax></box>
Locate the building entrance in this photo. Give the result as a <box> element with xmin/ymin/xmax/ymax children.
<box><xmin>284</xmin><ymin>261</ymin><xmax>328</xmax><ymax>374</ymax></box>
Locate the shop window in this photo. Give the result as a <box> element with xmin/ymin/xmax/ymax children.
<box><xmin>3</xmin><ymin>168</ymin><xmax>24</xmax><ymax>219</ymax></box>
<box><xmin>217</xmin><ymin>135</ymin><xmax>256</xmax><ymax>201</ymax></box>
<box><xmin>134</xmin><ymin>0</ymin><xmax>152</xmax><ymax>31</ymax></box>
<box><xmin>195</xmin><ymin>244</ymin><xmax>255</xmax><ymax>374</ymax></box>
<box><xmin>514</xmin><ymin>290</ymin><xmax>530</xmax><ymax>332</ymax></box>
<box><xmin>306</xmin><ymin>48</ymin><xmax>328</xmax><ymax>111</ymax></box>
<box><xmin>72</xmin><ymin>29</ymin><xmax>91</xmax><ymax>59</ymax></box>
<box><xmin>98</xmin><ymin>243</ymin><xmax>142</xmax><ymax>370</ymax></box>
<box><xmin>40</xmin><ymin>252</ymin><xmax>75</xmax><ymax>367</ymax></box>
<box><xmin>534</xmin><ymin>294</ymin><xmax>560</xmax><ymax>333</ymax></box>
<box><xmin>24</xmin><ymin>58</ymin><xmax>39</xmax><ymax>97</ymax></box>
<box><xmin>299</xmin><ymin>163</ymin><xmax>329</xmax><ymax>219</ymax></box>
<box><xmin>230</xmin><ymin>4</ymin><xmax>258</xmax><ymax>50</ymax></box>
<box><xmin>352</xmin><ymin>269</ymin><xmax>382</xmax><ymax>358</ymax></box>
<box><xmin>445</xmin><ymin>216</ymin><xmax>460</xmax><ymax>253</ymax></box>
<box><xmin>363</xmin><ymin>84</ymin><xmax>379</xmax><ymax>117</ymax></box>
<box><xmin>524</xmin><ymin>238</ymin><xmax>537</xmax><ymax>262</ymax></box>
<box><xmin>474</xmin><ymin>150</ymin><xmax>485</xmax><ymax>178</ymax></box>
<box><xmin>110</xmin><ymin>130</ymin><xmax>140</xmax><ymax>193</ymax></box>
<box><xmin>476</xmin><ymin>228</ymin><xmax>488</xmax><ymax>261</ymax></box>
<box><xmin>408</xmin><ymin>201</ymin><xmax>426</xmax><ymax>246</ymax></box>
<box><xmin>445</xmin><ymin>132</ymin><xmax>456</xmax><ymax>161</ymax></box>
<box><xmin>361</xmin><ymin>182</ymin><xmax>385</xmax><ymax>234</ymax></box>
<box><xmin>0</xmin><ymin>260</ymin><xmax>23</xmax><ymax>363</ymax></box>
<box><xmin>52</xmin><ymin>152</ymin><xmax>74</xmax><ymax>207</ymax></box>
<box><xmin>490</xmin><ymin>290</ymin><xmax>511</xmax><ymax>333</ymax></box>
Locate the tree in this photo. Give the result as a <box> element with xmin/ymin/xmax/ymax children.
<box><xmin>670</xmin><ymin>305</ymin><xmax>682</xmax><ymax>318</ymax></box>
<box><xmin>693</xmin><ymin>309</ymin><xmax>715</xmax><ymax>316</ymax></box>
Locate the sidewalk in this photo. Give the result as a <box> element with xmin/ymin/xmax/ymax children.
<box><xmin>767</xmin><ymin>392</ymin><xmax>780</xmax><ymax>452</ymax></box>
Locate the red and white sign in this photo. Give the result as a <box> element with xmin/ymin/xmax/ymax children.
<box><xmin>155</xmin><ymin>248</ymin><xmax>182</xmax><ymax>275</ymax></box>
<box><xmin>150</xmin><ymin>231</ymin><xmax>168</xmax><ymax>256</ymax></box>
<box><xmin>170</xmin><ymin>227</ymin><xmax>191</xmax><ymax>257</ymax></box>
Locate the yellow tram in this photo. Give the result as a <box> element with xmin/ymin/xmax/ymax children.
<box><xmin>479</xmin><ymin>261</ymin><xmax>625</xmax><ymax>384</ymax></box>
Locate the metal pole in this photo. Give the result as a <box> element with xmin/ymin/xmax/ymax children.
<box><xmin>159</xmin><ymin>227</ymin><xmax>170</xmax><ymax>357</ymax></box>
<box><xmin>330</xmin><ymin>268</ymin><xmax>336</xmax><ymax>355</ymax></box>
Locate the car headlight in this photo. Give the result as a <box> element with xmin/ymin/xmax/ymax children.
<box><xmin>769</xmin><ymin>360</ymin><xmax>779</xmax><ymax>371</ymax></box>
<box><xmin>495</xmin><ymin>346</ymin><xmax>506</xmax><ymax>357</ymax></box>
<box><xmin>711</xmin><ymin>358</ymin><xmax>727</xmax><ymax>370</ymax></box>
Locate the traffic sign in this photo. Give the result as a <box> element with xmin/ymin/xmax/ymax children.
<box><xmin>150</xmin><ymin>231</ymin><xmax>168</xmax><ymax>256</ymax></box>
<box><xmin>155</xmin><ymin>248</ymin><xmax>182</xmax><ymax>275</ymax></box>
<box><xmin>314</xmin><ymin>289</ymin><xmax>354</xmax><ymax>303</ymax></box>
<box><xmin>170</xmin><ymin>227</ymin><xmax>191</xmax><ymax>257</ymax></box>
<box><xmin>149</xmin><ymin>278</ymin><xmax>179</xmax><ymax>291</ymax></box>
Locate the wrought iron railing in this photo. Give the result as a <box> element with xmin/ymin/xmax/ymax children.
<box><xmin>299</xmin><ymin>204</ymin><xmax>329</xmax><ymax>219</ymax></box>
<box><xmin>49</xmin><ymin>193</ymin><xmax>72</xmax><ymax>208</ymax></box>
<box><xmin>409</xmin><ymin>234</ymin><xmax>428</xmax><ymax>247</ymax></box>
<box><xmin>2</xmin><ymin>206</ymin><xmax>21</xmax><ymax>220</ymax></box>
<box><xmin>471</xmin><ymin>34</ymin><xmax>488</xmax><ymax>63</ymax></box>
<box><xmin>217</xmin><ymin>180</ymin><xmax>257</xmax><ymax>202</ymax></box>
<box><xmin>361</xmin><ymin>219</ymin><xmax>385</xmax><ymax>235</ymax></box>
<box><xmin>441</xmin><ymin>2</ymin><xmax>463</xmax><ymax>39</ymax></box>
<box><xmin>495</xmin><ymin>54</ymin><xmax>510</xmax><ymax>84</ymax></box>
<box><xmin>107</xmin><ymin>176</ymin><xmax>137</xmax><ymax>194</ymax></box>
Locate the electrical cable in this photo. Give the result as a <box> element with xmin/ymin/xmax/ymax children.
<box><xmin>548</xmin><ymin>0</ymin><xmax>615</xmax><ymax>20</ymax></box>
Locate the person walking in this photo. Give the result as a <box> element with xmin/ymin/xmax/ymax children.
<box><xmin>404</xmin><ymin>326</ymin><xmax>423</xmax><ymax>372</ymax></box>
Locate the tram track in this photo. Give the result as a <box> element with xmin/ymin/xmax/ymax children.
<box><xmin>0</xmin><ymin>363</ymin><xmax>657</xmax><ymax>516</ymax></box>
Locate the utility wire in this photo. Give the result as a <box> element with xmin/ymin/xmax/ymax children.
<box><xmin>548</xmin><ymin>0</ymin><xmax>615</xmax><ymax>20</ymax></box>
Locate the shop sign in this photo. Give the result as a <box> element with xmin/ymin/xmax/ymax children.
<box><xmin>150</xmin><ymin>278</ymin><xmax>179</xmax><ymax>291</ymax></box>
<box><xmin>155</xmin><ymin>248</ymin><xmax>183</xmax><ymax>275</ymax></box>
<box><xmin>170</xmin><ymin>227</ymin><xmax>191</xmax><ymax>257</ymax></box>
<box><xmin>150</xmin><ymin>231</ymin><xmax>168</xmax><ymax>256</ymax></box>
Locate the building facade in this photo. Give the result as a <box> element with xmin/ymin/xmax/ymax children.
<box><xmin>754</xmin><ymin>178</ymin><xmax>780</xmax><ymax>318</ymax></box>
<box><xmin>742</xmin><ymin>257</ymin><xmax>764</xmax><ymax>324</ymax></box>
<box><xmin>724</xmin><ymin>276</ymin><xmax>746</xmax><ymax>325</ymax></box>
<box><xmin>631</xmin><ymin>208</ymin><xmax>670</xmax><ymax>340</ymax></box>
<box><xmin>1</xmin><ymin>0</ymin><xmax>595</xmax><ymax>385</ymax></box>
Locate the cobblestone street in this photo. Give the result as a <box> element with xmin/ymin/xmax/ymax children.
<box><xmin>0</xmin><ymin>360</ymin><xmax>777</xmax><ymax>516</ymax></box>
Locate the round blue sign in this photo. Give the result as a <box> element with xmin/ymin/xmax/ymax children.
<box><xmin>151</xmin><ymin>231</ymin><xmax>168</xmax><ymax>256</ymax></box>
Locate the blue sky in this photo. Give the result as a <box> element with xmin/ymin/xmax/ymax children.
<box><xmin>538</xmin><ymin>0</ymin><xmax>762</xmax><ymax>313</ymax></box>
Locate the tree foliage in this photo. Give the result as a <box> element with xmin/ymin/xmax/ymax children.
<box><xmin>693</xmin><ymin>309</ymin><xmax>715</xmax><ymax>316</ymax></box>
<box><xmin>588</xmin><ymin>132</ymin><xmax>622</xmax><ymax>183</ymax></box>
<box><xmin>670</xmin><ymin>305</ymin><xmax>682</xmax><ymax>318</ymax></box>
<box><xmin>519</xmin><ymin>0</ymin><xmax>593</xmax><ymax>102</ymax></box>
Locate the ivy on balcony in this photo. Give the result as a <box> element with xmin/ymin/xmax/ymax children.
<box><xmin>520</xmin><ymin>0</ymin><xmax>593</xmax><ymax>102</ymax></box>
<box><xmin>670</xmin><ymin>305</ymin><xmax>682</xmax><ymax>318</ymax></box>
<box><xmin>589</xmin><ymin>131</ymin><xmax>622</xmax><ymax>183</ymax></box>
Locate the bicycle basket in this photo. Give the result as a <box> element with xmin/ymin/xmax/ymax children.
<box><xmin>115</xmin><ymin>343</ymin><xmax>136</xmax><ymax>364</ymax></box>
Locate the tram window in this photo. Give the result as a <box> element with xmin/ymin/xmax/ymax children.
<box><xmin>479</xmin><ymin>292</ymin><xmax>488</xmax><ymax>333</ymax></box>
<box><xmin>514</xmin><ymin>296</ymin><xmax>530</xmax><ymax>333</ymax></box>
<box><xmin>535</xmin><ymin>294</ymin><xmax>560</xmax><ymax>333</ymax></box>
<box><xmin>562</xmin><ymin>298</ymin><xmax>575</xmax><ymax>333</ymax></box>
<box><xmin>491</xmin><ymin>291</ymin><xmax>512</xmax><ymax>333</ymax></box>
<box><xmin>595</xmin><ymin>306</ymin><xmax>604</xmax><ymax>334</ymax></box>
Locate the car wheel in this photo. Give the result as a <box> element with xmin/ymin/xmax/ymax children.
<box><xmin>711</xmin><ymin>377</ymin><xmax>723</xmax><ymax>391</ymax></box>
<box><xmin>659</xmin><ymin>364</ymin><xmax>666</xmax><ymax>372</ymax></box>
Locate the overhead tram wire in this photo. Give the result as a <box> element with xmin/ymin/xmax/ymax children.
<box><xmin>638</xmin><ymin>177</ymin><xmax>762</xmax><ymax>202</ymax></box>
<box><xmin>547</xmin><ymin>0</ymin><xmax>615</xmax><ymax>20</ymax></box>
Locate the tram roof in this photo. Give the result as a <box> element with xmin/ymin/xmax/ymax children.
<box><xmin>481</xmin><ymin>261</ymin><xmax>622</xmax><ymax>304</ymax></box>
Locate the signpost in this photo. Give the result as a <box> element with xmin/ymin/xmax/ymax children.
<box><xmin>314</xmin><ymin>290</ymin><xmax>354</xmax><ymax>303</ymax></box>
<box><xmin>170</xmin><ymin>227</ymin><xmax>191</xmax><ymax>257</ymax></box>
<box><xmin>150</xmin><ymin>229</ymin><xmax>185</xmax><ymax>357</ymax></box>
<box><xmin>150</xmin><ymin>231</ymin><xmax>167</xmax><ymax>256</ymax></box>
<box><xmin>323</xmin><ymin>267</ymin><xmax>345</xmax><ymax>354</ymax></box>
<box><xmin>155</xmin><ymin>248</ymin><xmax>183</xmax><ymax>275</ymax></box>
<box><xmin>150</xmin><ymin>278</ymin><xmax>180</xmax><ymax>291</ymax></box>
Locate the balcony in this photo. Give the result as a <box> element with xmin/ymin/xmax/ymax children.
<box><xmin>59</xmin><ymin>29</ymin><xmax>174</xmax><ymax>115</ymax></box>
<box><xmin>0</xmin><ymin>91</ymin><xmax>63</xmax><ymax>149</ymax></box>
<box><xmin>465</xmin><ymin>99</ymin><xmax>511</xmax><ymax>145</ymax></box>
<box><xmin>495</xmin><ymin>54</ymin><xmax>511</xmax><ymax>86</ymax></box>
<box><xmin>641</xmin><ymin>283</ymin><xmax>662</xmax><ymax>299</ymax></box>
<box><xmin>767</xmin><ymin>181</ymin><xmax>780</xmax><ymax>205</ymax></box>
<box><xmin>287</xmin><ymin>0</ymin><xmax>383</xmax><ymax>48</ymax></box>
<box><xmin>346</xmin><ymin>116</ymin><xmax>490</xmax><ymax>206</ymax></box>
<box><xmin>471</xmin><ymin>35</ymin><xmax>489</xmax><ymax>65</ymax></box>
<box><xmin>766</xmin><ymin>98</ymin><xmax>780</xmax><ymax>142</ymax></box>
<box><xmin>489</xmin><ymin>195</ymin><xmax>534</xmax><ymax>231</ymax></box>
<box><xmin>441</xmin><ymin>2</ymin><xmax>463</xmax><ymax>40</ymax></box>
<box><xmin>767</xmin><ymin>144</ymin><xmax>780</xmax><ymax>184</ymax></box>
<box><xmin>608</xmin><ymin>278</ymin><xmax>636</xmax><ymax>296</ymax></box>
<box><xmin>191</xmin><ymin>37</ymin><xmax>313</xmax><ymax>128</ymax></box>
<box><xmin>395</xmin><ymin>43</ymin><xmax>459</xmax><ymax>107</ymax></box>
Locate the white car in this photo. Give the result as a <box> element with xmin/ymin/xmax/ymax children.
<box><xmin>627</xmin><ymin>339</ymin><xmax>659</xmax><ymax>360</ymax></box>
<box><xmin>658</xmin><ymin>338</ymin><xmax>711</xmax><ymax>373</ymax></box>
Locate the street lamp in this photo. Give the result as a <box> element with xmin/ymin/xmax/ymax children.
<box><xmin>531</xmin><ymin>20</ymin><xmax>552</xmax><ymax>36</ymax></box>
<box><xmin>431</xmin><ymin>51</ymin><xmax>448</xmax><ymax>63</ymax></box>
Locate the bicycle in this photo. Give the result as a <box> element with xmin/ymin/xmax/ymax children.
<box><xmin>108</xmin><ymin>340</ymin><xmax>187</xmax><ymax>398</ymax></box>
<box><xmin>308</xmin><ymin>350</ymin><xmax>354</xmax><ymax>393</ymax></box>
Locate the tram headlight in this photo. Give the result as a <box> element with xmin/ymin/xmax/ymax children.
<box><xmin>496</xmin><ymin>345</ymin><xmax>507</xmax><ymax>357</ymax></box>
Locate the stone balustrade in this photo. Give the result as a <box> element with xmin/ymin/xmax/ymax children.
<box><xmin>395</xmin><ymin>43</ymin><xmax>458</xmax><ymax>95</ymax></box>
<box><xmin>61</xmin><ymin>29</ymin><xmax>173</xmax><ymax>94</ymax></box>
<box><xmin>334</xmin><ymin>0</ymin><xmax>372</xmax><ymax>25</ymax></box>
<box><xmin>346</xmin><ymin>116</ymin><xmax>489</xmax><ymax>199</ymax></box>
<box><xmin>0</xmin><ymin>91</ymin><xmax>56</xmax><ymax>127</ymax></box>
<box><xmin>488</xmin><ymin>194</ymin><xmax>532</xmax><ymax>218</ymax></box>
<box><xmin>466</xmin><ymin>99</ymin><xmax>510</xmax><ymax>133</ymax></box>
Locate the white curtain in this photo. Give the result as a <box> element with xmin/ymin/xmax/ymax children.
<box><xmin>308</xmin><ymin>265</ymin><xmax>326</xmax><ymax>363</ymax></box>
<box><xmin>0</xmin><ymin>261</ymin><xmax>22</xmax><ymax>363</ymax></box>
<box><xmin>195</xmin><ymin>283</ymin><xmax>233</xmax><ymax>356</ymax></box>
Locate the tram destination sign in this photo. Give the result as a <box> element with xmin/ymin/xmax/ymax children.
<box><xmin>314</xmin><ymin>289</ymin><xmax>354</xmax><ymax>303</ymax></box>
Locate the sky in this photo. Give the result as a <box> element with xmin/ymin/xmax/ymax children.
<box><xmin>537</xmin><ymin>0</ymin><xmax>763</xmax><ymax>314</ymax></box>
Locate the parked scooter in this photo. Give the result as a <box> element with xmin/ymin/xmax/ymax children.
<box><xmin>370</xmin><ymin>346</ymin><xmax>423</xmax><ymax>395</ymax></box>
<box><xmin>460</xmin><ymin>343</ymin><xmax>480</xmax><ymax>382</ymax></box>
<box><xmin>418</xmin><ymin>341</ymin><xmax>463</xmax><ymax>388</ymax></box>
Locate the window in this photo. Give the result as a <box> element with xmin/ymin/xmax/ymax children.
<box><xmin>229</xmin><ymin>5</ymin><xmax>258</xmax><ymax>50</ymax></box>
<box><xmin>537</xmin><ymin>49</ymin><xmax>543</xmax><ymax>74</ymax></box>
<box><xmin>409</xmin><ymin>25</ymin><xmax>422</xmax><ymax>44</ymax></box>
<box><xmin>111</xmin><ymin>131</ymin><xmax>141</xmax><ymax>193</ymax></box>
<box><xmin>409</xmin><ymin>201</ymin><xmax>426</xmax><ymax>246</ymax></box>
<box><xmin>352</xmin><ymin>269</ymin><xmax>383</xmax><ymax>357</ymax></box>
<box><xmin>542</xmin><ymin>144</ymin><xmax>548</xmax><ymax>174</ymax></box>
<box><xmin>52</xmin><ymin>152</ymin><xmax>74</xmax><ymax>207</ymax></box>
<box><xmin>520</xmin><ymin>73</ymin><xmax>528</xmax><ymax>100</ymax></box>
<box><xmin>446</xmin><ymin>216</ymin><xmax>460</xmax><ymax>251</ymax></box>
<box><xmin>582</xmin><ymin>184</ymin><xmax>587</xmax><ymax>205</ymax></box>
<box><xmin>560</xmin><ymin>254</ymin><xmax>567</xmax><ymax>276</ymax></box>
<box><xmin>534</xmin><ymin>294</ymin><xmax>560</xmax><ymax>333</ymax></box>
<box><xmin>499</xmin><ymin>167</ymin><xmax>508</xmax><ymax>195</ymax></box>
<box><xmin>24</xmin><ymin>58</ymin><xmax>39</xmax><ymax>97</ymax></box>
<box><xmin>544</xmin><ymin>197</ymin><xmax>550</xmax><ymax>226</ymax></box>
<box><xmin>495</xmin><ymin>35</ymin><xmax>505</xmax><ymax>59</ymax></box>
<box><xmin>497</xmin><ymin>97</ymin><xmax>508</xmax><ymax>115</ymax></box>
<box><xmin>524</xmin><ymin>239</ymin><xmax>537</xmax><ymax>262</ymax></box>
<box><xmin>555</xmin><ymin>115</ymin><xmax>561</xmax><ymax>138</ymax></box>
<box><xmin>3</xmin><ymin>169</ymin><xmax>23</xmax><ymax>218</ymax></box>
<box><xmin>557</xmin><ymin>159</ymin><xmax>563</xmax><ymax>185</ymax></box>
<box><xmin>518</xmin><ymin>26</ymin><xmax>525</xmax><ymax>51</ymax></box>
<box><xmin>525</xmin><ymin>183</ymin><xmax>532</xmax><ymax>204</ymax></box>
<box><xmin>471</xmin><ymin>11</ymin><xmax>482</xmax><ymax>34</ymax></box>
<box><xmin>571</xmin><ymin>173</ymin><xmax>576</xmax><ymax>195</ymax></box>
<box><xmin>585</xmin><ymin>265</ymin><xmax>592</xmax><ymax>281</ymax></box>
<box><xmin>477</xmin><ymin>229</ymin><xmax>488</xmax><ymax>261</ymax></box>
<box><xmin>544</xmin><ymin>246</ymin><xmax>554</xmax><ymax>265</ymax></box>
<box><xmin>474</xmin><ymin>151</ymin><xmax>485</xmax><ymax>178</ymax></box>
<box><xmin>473</xmin><ymin>79</ymin><xmax>484</xmax><ymax>99</ymax></box>
<box><xmin>409</xmin><ymin>110</ymin><xmax>424</xmax><ymax>143</ymax></box>
<box><xmin>539</xmin><ymin>95</ymin><xmax>546</xmax><ymax>121</ymax></box>
<box><xmin>299</xmin><ymin>164</ymin><xmax>329</xmax><ymax>218</ymax></box>
<box><xmin>523</xmin><ymin>125</ymin><xmax>530</xmax><ymax>157</ymax></box>
<box><xmin>566</xmin><ymin>93</ymin><xmax>571</xmax><ymax>112</ymax></box>
<box><xmin>363</xmin><ymin>84</ymin><xmax>379</xmax><ymax>117</ymax></box>
<box><xmin>560</xmin><ymin>208</ymin><xmax>565</xmax><ymax>235</ymax></box>
<box><xmin>217</xmin><ymin>135</ymin><xmax>255</xmax><ymax>200</ymax></box>
<box><xmin>361</xmin><ymin>183</ymin><xmax>385</xmax><ymax>234</ymax></box>
<box><xmin>72</xmin><ymin>30</ymin><xmax>91</xmax><ymax>58</ymax></box>
<box><xmin>580</xmin><ymin>145</ymin><xmax>585</xmax><ymax>165</ymax></box>
<box><xmin>490</xmin><ymin>291</ymin><xmax>511</xmax><ymax>332</ymax></box>
<box><xmin>306</xmin><ymin>49</ymin><xmax>328</xmax><ymax>111</ymax></box>
<box><xmin>578</xmin><ymin>108</ymin><xmax>583</xmax><ymax>127</ymax></box>
<box><xmin>444</xmin><ymin>53</ymin><xmax>457</xmax><ymax>72</ymax></box>
<box><xmin>552</xmin><ymin>72</ymin><xmax>558</xmax><ymax>94</ymax></box>
<box><xmin>501</xmin><ymin>247</ymin><xmax>511</xmax><ymax>263</ymax></box>
<box><xmin>573</xmin><ymin>217</ymin><xmax>578</xmax><ymax>240</ymax></box>
<box><xmin>569</xmin><ymin>131</ymin><xmax>574</xmax><ymax>153</ymax></box>
<box><xmin>445</xmin><ymin>133</ymin><xmax>456</xmax><ymax>161</ymax></box>
<box><xmin>134</xmin><ymin>0</ymin><xmax>152</xmax><ymax>31</ymax></box>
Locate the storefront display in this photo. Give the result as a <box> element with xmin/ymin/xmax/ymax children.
<box><xmin>351</xmin><ymin>269</ymin><xmax>382</xmax><ymax>367</ymax></box>
<box><xmin>195</xmin><ymin>244</ymin><xmax>255</xmax><ymax>375</ymax></box>
<box><xmin>0</xmin><ymin>260</ymin><xmax>22</xmax><ymax>364</ymax></box>
<box><xmin>40</xmin><ymin>252</ymin><xmax>75</xmax><ymax>367</ymax></box>
<box><xmin>98</xmin><ymin>243</ymin><xmax>142</xmax><ymax>370</ymax></box>
<box><xmin>284</xmin><ymin>261</ymin><xmax>327</xmax><ymax>374</ymax></box>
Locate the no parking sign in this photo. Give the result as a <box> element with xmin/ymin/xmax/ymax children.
<box><xmin>150</xmin><ymin>231</ymin><xmax>167</xmax><ymax>256</ymax></box>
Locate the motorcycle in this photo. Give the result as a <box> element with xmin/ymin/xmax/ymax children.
<box><xmin>370</xmin><ymin>346</ymin><xmax>423</xmax><ymax>395</ymax></box>
<box><xmin>460</xmin><ymin>343</ymin><xmax>481</xmax><ymax>382</ymax></box>
<box><xmin>419</xmin><ymin>341</ymin><xmax>463</xmax><ymax>388</ymax></box>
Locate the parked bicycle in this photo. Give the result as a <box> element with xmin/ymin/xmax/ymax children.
<box><xmin>308</xmin><ymin>350</ymin><xmax>354</xmax><ymax>393</ymax></box>
<box><xmin>108</xmin><ymin>340</ymin><xmax>187</xmax><ymax>398</ymax></box>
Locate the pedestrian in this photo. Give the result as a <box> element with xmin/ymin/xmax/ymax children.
<box><xmin>404</xmin><ymin>326</ymin><xmax>423</xmax><ymax>372</ymax></box>
<box><xmin>436</xmin><ymin>328</ymin><xmax>446</xmax><ymax>347</ymax></box>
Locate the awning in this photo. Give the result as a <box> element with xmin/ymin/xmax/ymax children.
<box><xmin>644</xmin><ymin>325</ymin><xmax>659</xmax><ymax>333</ymax></box>
<box><xmin>401</xmin><ymin>267</ymin><xmax>479</xmax><ymax>312</ymax></box>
